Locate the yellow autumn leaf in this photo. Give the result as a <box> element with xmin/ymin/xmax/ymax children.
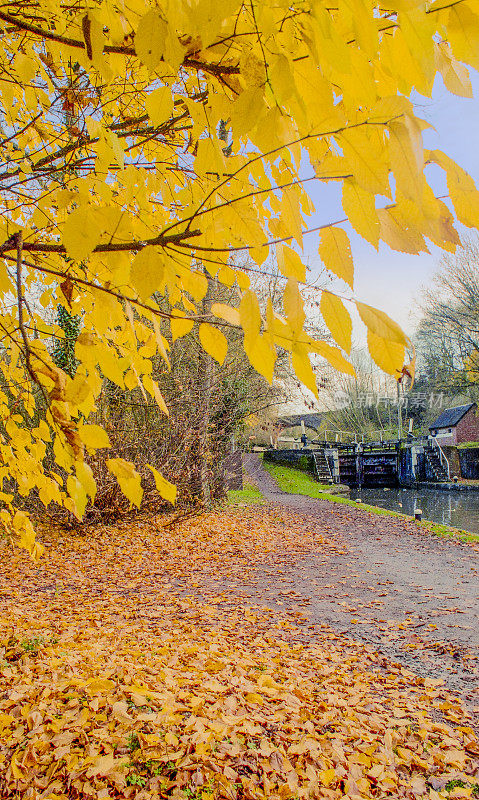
<box><xmin>367</xmin><ymin>330</ymin><xmax>406</xmax><ymax>376</ymax></box>
<box><xmin>281</xmin><ymin>187</ymin><xmax>303</xmax><ymax>247</ymax></box>
<box><xmin>85</xmin><ymin>678</ymin><xmax>116</xmax><ymax>695</ymax></box>
<box><xmin>283</xmin><ymin>278</ymin><xmax>305</xmax><ymax>337</ymax></box>
<box><xmin>171</xmin><ymin>314</ymin><xmax>194</xmax><ymax>342</ymax></box>
<box><xmin>320</xmin><ymin>291</ymin><xmax>352</xmax><ymax>354</ymax></box>
<box><xmin>134</xmin><ymin>10</ymin><xmax>167</xmax><ymax>71</ymax></box>
<box><xmin>342</xmin><ymin>178</ymin><xmax>379</xmax><ymax>248</ymax></box>
<box><xmin>308</xmin><ymin>339</ymin><xmax>356</xmax><ymax>376</ymax></box>
<box><xmin>320</xmin><ymin>768</ymin><xmax>336</xmax><ymax>787</ymax></box>
<box><xmin>378</xmin><ymin>205</ymin><xmax>428</xmax><ymax>255</ymax></box>
<box><xmin>62</xmin><ymin>206</ymin><xmax>102</xmax><ymax>262</ymax></box>
<box><xmin>0</xmin><ymin>713</ymin><xmax>14</xmax><ymax>730</ymax></box>
<box><xmin>292</xmin><ymin>344</ymin><xmax>318</xmax><ymax>398</ymax></box>
<box><xmin>388</xmin><ymin>118</ymin><xmax>424</xmax><ymax>204</ymax></box>
<box><xmin>433</xmin><ymin>150</ymin><xmax>479</xmax><ymax>229</ymax></box>
<box><xmin>447</xmin><ymin>3</ymin><xmax>479</xmax><ymax>71</ymax></box>
<box><xmin>231</xmin><ymin>87</ymin><xmax>264</xmax><ymax>138</ymax></box>
<box><xmin>318</xmin><ymin>227</ymin><xmax>354</xmax><ymax>289</ymax></box>
<box><xmin>338</xmin><ymin>127</ymin><xmax>390</xmax><ymax>195</ymax></box>
<box><xmin>66</xmin><ymin>475</ymin><xmax>88</xmax><ymax>519</ymax></box>
<box><xmin>437</xmin><ymin>43</ymin><xmax>473</xmax><ymax>98</ymax></box>
<box><xmin>142</xmin><ymin>374</ymin><xmax>169</xmax><ymax>415</ymax></box>
<box><xmin>11</xmin><ymin>511</ymin><xmax>44</xmax><ymax>560</ymax></box>
<box><xmin>199</xmin><ymin>323</ymin><xmax>228</xmax><ymax>365</ymax></box>
<box><xmin>346</xmin><ymin>0</ymin><xmax>378</xmax><ymax>56</ymax></box>
<box><xmin>217</xmin><ymin>265</ymin><xmax>236</xmax><ymax>287</ymax></box>
<box><xmin>130</xmin><ymin>246</ymin><xmax>165</xmax><ymax>301</ymax></box>
<box><xmin>245</xmin><ymin>692</ymin><xmax>264</xmax><ymax>705</ymax></box>
<box><xmin>87</xmin><ymin>753</ymin><xmax>126</xmax><ymax>777</ymax></box>
<box><xmin>276</xmin><ymin>244</ymin><xmax>306</xmax><ymax>281</ymax></box>
<box><xmin>244</xmin><ymin>334</ymin><xmax>276</xmax><ymax>384</ymax></box>
<box><xmin>106</xmin><ymin>458</ymin><xmax>143</xmax><ymax>508</ymax></box>
<box><xmin>15</xmin><ymin>53</ymin><xmax>37</xmax><ymax>83</ymax></box>
<box><xmin>211</xmin><ymin>303</ymin><xmax>241</xmax><ymax>326</ymax></box>
<box><xmin>145</xmin><ymin>86</ymin><xmax>173</xmax><ymax>126</ymax></box>
<box><xmin>147</xmin><ymin>464</ymin><xmax>177</xmax><ymax>505</ymax></box>
<box><xmin>356</xmin><ymin>301</ymin><xmax>408</xmax><ymax>345</ymax></box>
<box><xmin>64</xmin><ymin>374</ymin><xmax>92</xmax><ymax>407</ymax></box>
<box><xmin>240</xmin><ymin>290</ymin><xmax>261</xmax><ymax>340</ymax></box>
<box><xmin>10</xmin><ymin>751</ymin><xmax>25</xmax><ymax>781</ymax></box>
<box><xmin>181</xmin><ymin>269</ymin><xmax>208</xmax><ymax>301</ymax></box>
<box><xmin>76</xmin><ymin>461</ymin><xmax>97</xmax><ymax>501</ymax></box>
<box><xmin>235</xmin><ymin>270</ymin><xmax>251</xmax><ymax>291</ymax></box>
<box><xmin>78</xmin><ymin>424</ymin><xmax>110</xmax><ymax>449</ymax></box>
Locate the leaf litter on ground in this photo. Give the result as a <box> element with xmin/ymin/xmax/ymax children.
<box><xmin>0</xmin><ymin>508</ymin><xmax>478</xmax><ymax>799</ymax></box>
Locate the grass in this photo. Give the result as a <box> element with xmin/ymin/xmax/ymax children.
<box><xmin>457</xmin><ymin>441</ymin><xmax>479</xmax><ymax>449</ymax></box>
<box><xmin>419</xmin><ymin>519</ymin><xmax>479</xmax><ymax>543</ymax></box>
<box><xmin>227</xmin><ymin>481</ymin><xmax>264</xmax><ymax>506</ymax></box>
<box><xmin>262</xmin><ymin>461</ymin><xmax>479</xmax><ymax>543</ymax></box>
<box><xmin>262</xmin><ymin>461</ymin><xmax>339</xmax><ymax>497</ymax></box>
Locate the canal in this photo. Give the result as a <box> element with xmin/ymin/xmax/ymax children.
<box><xmin>355</xmin><ymin>486</ymin><xmax>479</xmax><ymax>535</ymax></box>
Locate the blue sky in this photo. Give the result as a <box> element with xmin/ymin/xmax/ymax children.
<box><xmin>304</xmin><ymin>72</ymin><xmax>479</xmax><ymax>340</ymax></box>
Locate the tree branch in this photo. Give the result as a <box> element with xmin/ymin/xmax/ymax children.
<box><xmin>0</xmin><ymin>10</ymin><xmax>241</xmax><ymax>76</ymax></box>
<box><xmin>0</xmin><ymin>228</ymin><xmax>202</xmax><ymax>255</ymax></box>
<box><xmin>0</xmin><ymin>110</ymin><xmax>190</xmax><ymax>183</ymax></box>
<box><xmin>3</xmin><ymin>253</ymin><xmax>239</xmax><ymax>330</ymax></box>
<box><xmin>14</xmin><ymin>231</ymin><xmax>39</xmax><ymax>387</ymax></box>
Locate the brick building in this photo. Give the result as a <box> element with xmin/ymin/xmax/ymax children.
<box><xmin>429</xmin><ymin>402</ymin><xmax>479</xmax><ymax>445</ymax></box>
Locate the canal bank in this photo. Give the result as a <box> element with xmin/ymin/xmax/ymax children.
<box><xmin>355</xmin><ymin>486</ymin><xmax>479</xmax><ymax>536</ymax></box>
<box><xmin>261</xmin><ymin>436</ymin><xmax>479</xmax><ymax>536</ymax></box>
<box><xmin>261</xmin><ymin>457</ymin><xmax>479</xmax><ymax>539</ymax></box>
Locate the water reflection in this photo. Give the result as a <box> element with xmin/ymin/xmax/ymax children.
<box><xmin>355</xmin><ymin>487</ymin><xmax>479</xmax><ymax>535</ymax></box>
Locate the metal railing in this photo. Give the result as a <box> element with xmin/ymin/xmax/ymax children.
<box><xmin>314</xmin><ymin>429</ymin><xmax>364</xmax><ymax>444</ymax></box>
<box><xmin>429</xmin><ymin>437</ymin><xmax>451</xmax><ymax>480</ymax></box>
<box><xmin>316</xmin><ymin>428</ymin><xmax>403</xmax><ymax>445</ymax></box>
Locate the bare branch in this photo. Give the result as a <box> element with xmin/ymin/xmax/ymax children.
<box><xmin>0</xmin><ymin>228</ymin><xmax>202</xmax><ymax>255</ymax></box>
<box><xmin>0</xmin><ymin>10</ymin><xmax>241</xmax><ymax>75</ymax></box>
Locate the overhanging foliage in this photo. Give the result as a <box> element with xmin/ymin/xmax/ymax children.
<box><xmin>0</xmin><ymin>0</ymin><xmax>478</xmax><ymax>554</ymax></box>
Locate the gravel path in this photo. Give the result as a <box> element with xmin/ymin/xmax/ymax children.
<box><xmin>243</xmin><ymin>454</ymin><xmax>479</xmax><ymax>705</ymax></box>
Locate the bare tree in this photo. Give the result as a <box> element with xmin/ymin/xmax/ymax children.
<box><xmin>321</xmin><ymin>351</ymin><xmax>400</xmax><ymax>440</ymax></box>
<box><xmin>91</xmin><ymin>276</ymin><xmax>286</xmax><ymax>512</ymax></box>
<box><xmin>417</xmin><ymin>236</ymin><xmax>479</xmax><ymax>397</ymax></box>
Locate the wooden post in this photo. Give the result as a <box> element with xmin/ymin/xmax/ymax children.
<box><xmin>198</xmin><ymin>272</ymin><xmax>213</xmax><ymax>506</ymax></box>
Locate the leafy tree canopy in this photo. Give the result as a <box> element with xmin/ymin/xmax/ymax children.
<box><xmin>0</xmin><ymin>0</ymin><xmax>478</xmax><ymax>554</ymax></box>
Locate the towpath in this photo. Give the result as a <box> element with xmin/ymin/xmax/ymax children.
<box><xmin>242</xmin><ymin>453</ymin><xmax>479</xmax><ymax>706</ymax></box>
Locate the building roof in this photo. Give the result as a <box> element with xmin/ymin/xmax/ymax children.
<box><xmin>278</xmin><ymin>413</ymin><xmax>324</xmax><ymax>431</ymax></box>
<box><xmin>429</xmin><ymin>403</ymin><xmax>476</xmax><ymax>431</ymax></box>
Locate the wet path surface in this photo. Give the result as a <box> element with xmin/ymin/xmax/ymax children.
<box><xmin>243</xmin><ymin>454</ymin><xmax>479</xmax><ymax>705</ymax></box>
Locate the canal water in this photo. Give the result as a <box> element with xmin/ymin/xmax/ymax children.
<box><xmin>355</xmin><ymin>486</ymin><xmax>479</xmax><ymax>535</ymax></box>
